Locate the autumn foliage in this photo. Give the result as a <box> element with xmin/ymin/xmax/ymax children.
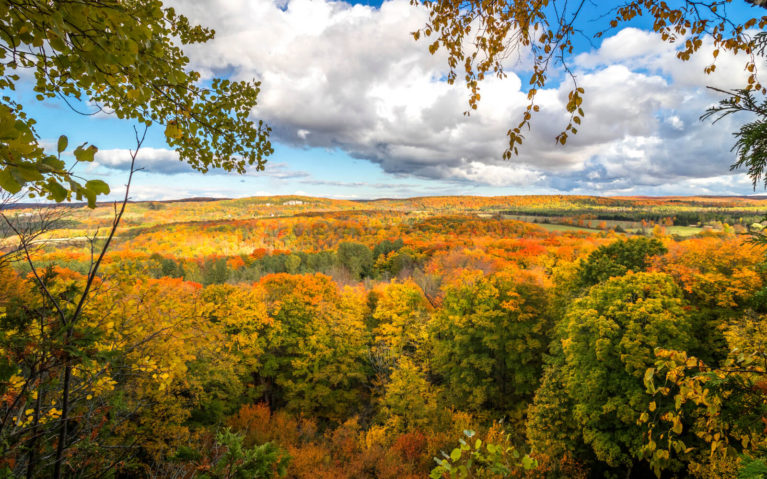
<box><xmin>1</xmin><ymin>195</ymin><xmax>766</xmax><ymax>478</ymax></box>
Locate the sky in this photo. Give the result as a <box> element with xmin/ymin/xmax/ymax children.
<box><xmin>15</xmin><ymin>0</ymin><xmax>767</xmax><ymax>200</ymax></box>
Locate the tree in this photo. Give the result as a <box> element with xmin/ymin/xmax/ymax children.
<box><xmin>204</xmin><ymin>429</ymin><xmax>289</xmax><ymax>479</ymax></box>
<box><xmin>337</xmin><ymin>241</ymin><xmax>374</xmax><ymax>280</ymax></box>
<box><xmin>0</xmin><ymin>134</ymin><xmax>148</xmax><ymax>478</ymax></box>
<box><xmin>656</xmin><ymin>236</ymin><xmax>764</xmax><ymax>363</ymax></box>
<box><xmin>258</xmin><ymin>274</ymin><xmax>370</xmax><ymax>422</ymax></box>
<box><xmin>0</xmin><ymin>265</ymin><xmax>211</xmax><ymax>476</ymax></box>
<box><xmin>373</xmin><ymin>238</ymin><xmax>405</xmax><ymax>260</ymax></box>
<box><xmin>370</xmin><ymin>280</ymin><xmax>432</xmax><ymax>361</ymax></box>
<box><xmin>0</xmin><ymin>0</ymin><xmax>272</xmax><ymax>203</ymax></box>
<box><xmin>430</xmin><ymin>429</ymin><xmax>538</xmax><ymax>479</ymax></box>
<box><xmin>430</xmin><ymin>268</ymin><xmax>550</xmax><ymax>417</ymax></box>
<box><xmin>639</xmin><ymin>311</ymin><xmax>767</xmax><ymax>477</ymax></box>
<box><xmin>0</xmin><ymin>4</ymin><xmax>275</xmax><ymax>469</ymax></box>
<box><xmin>380</xmin><ymin>357</ymin><xmax>441</xmax><ymax>431</ymax></box>
<box><xmin>413</xmin><ymin>0</ymin><xmax>767</xmax><ymax>159</ymax></box>
<box><xmin>530</xmin><ymin>272</ymin><xmax>698</xmax><ymax>473</ymax></box>
<box><xmin>703</xmin><ymin>84</ymin><xmax>767</xmax><ymax>188</ymax></box>
<box><xmin>577</xmin><ymin>237</ymin><xmax>667</xmax><ymax>288</ymax></box>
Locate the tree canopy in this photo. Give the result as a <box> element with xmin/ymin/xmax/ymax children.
<box><xmin>577</xmin><ymin>237</ymin><xmax>667</xmax><ymax>288</ymax></box>
<box><xmin>0</xmin><ymin>0</ymin><xmax>272</xmax><ymax>205</ymax></box>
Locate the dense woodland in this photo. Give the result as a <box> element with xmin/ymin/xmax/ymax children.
<box><xmin>0</xmin><ymin>195</ymin><xmax>765</xmax><ymax>478</ymax></box>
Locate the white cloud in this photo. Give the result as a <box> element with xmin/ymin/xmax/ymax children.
<box><xmin>574</xmin><ymin>27</ymin><xmax>752</xmax><ymax>90</ymax></box>
<box><xmin>125</xmin><ymin>184</ymin><xmax>232</xmax><ymax>201</ymax></box>
<box><xmin>449</xmin><ymin>161</ymin><xmax>543</xmax><ymax>187</ymax></box>
<box><xmin>164</xmin><ymin>1</ymin><xmax>759</xmax><ymax>193</ymax></box>
<box><xmin>96</xmin><ymin>147</ymin><xmax>184</xmax><ymax>174</ymax></box>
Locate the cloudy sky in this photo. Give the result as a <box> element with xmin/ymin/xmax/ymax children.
<box><xmin>16</xmin><ymin>0</ymin><xmax>767</xmax><ymax>200</ymax></box>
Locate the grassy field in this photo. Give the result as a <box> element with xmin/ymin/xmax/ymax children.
<box><xmin>657</xmin><ymin>225</ymin><xmax>703</xmax><ymax>237</ymax></box>
<box><xmin>535</xmin><ymin>223</ymin><xmax>599</xmax><ymax>233</ymax></box>
<box><xmin>504</xmin><ymin>213</ymin><xmax>730</xmax><ymax>238</ymax></box>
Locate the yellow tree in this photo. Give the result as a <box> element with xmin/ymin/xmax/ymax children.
<box><xmin>0</xmin><ymin>267</ymin><xmax>206</xmax><ymax>475</ymax></box>
<box><xmin>370</xmin><ymin>280</ymin><xmax>433</xmax><ymax>362</ymax></box>
<box><xmin>640</xmin><ymin>310</ymin><xmax>767</xmax><ymax>477</ymax></box>
<box><xmin>258</xmin><ymin>273</ymin><xmax>370</xmax><ymax>422</ymax></box>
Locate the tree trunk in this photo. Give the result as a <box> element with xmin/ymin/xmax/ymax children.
<box><xmin>53</xmin><ymin>326</ymin><xmax>73</xmax><ymax>479</ymax></box>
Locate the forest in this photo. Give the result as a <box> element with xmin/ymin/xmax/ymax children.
<box><xmin>0</xmin><ymin>195</ymin><xmax>766</xmax><ymax>478</ymax></box>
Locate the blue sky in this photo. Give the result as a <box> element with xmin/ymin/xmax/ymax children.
<box><xmin>13</xmin><ymin>0</ymin><xmax>767</xmax><ymax>200</ymax></box>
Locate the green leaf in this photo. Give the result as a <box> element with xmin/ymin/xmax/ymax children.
<box><xmin>41</xmin><ymin>155</ymin><xmax>65</xmax><ymax>171</ymax></box>
<box><xmin>15</xmin><ymin>166</ymin><xmax>43</xmax><ymax>181</ymax></box>
<box><xmin>85</xmin><ymin>179</ymin><xmax>110</xmax><ymax>196</ymax></box>
<box><xmin>74</xmin><ymin>144</ymin><xmax>98</xmax><ymax>163</ymax></box>
<box><xmin>0</xmin><ymin>169</ymin><xmax>22</xmax><ymax>193</ymax></box>
<box><xmin>83</xmin><ymin>188</ymin><xmax>97</xmax><ymax>208</ymax></box>
<box><xmin>521</xmin><ymin>455</ymin><xmax>537</xmax><ymax>470</ymax></box>
<box><xmin>46</xmin><ymin>181</ymin><xmax>67</xmax><ymax>202</ymax></box>
<box><xmin>450</xmin><ymin>447</ymin><xmax>461</xmax><ymax>462</ymax></box>
<box><xmin>57</xmin><ymin>135</ymin><xmax>68</xmax><ymax>153</ymax></box>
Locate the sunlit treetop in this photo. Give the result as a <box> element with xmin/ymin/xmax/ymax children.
<box><xmin>0</xmin><ymin>0</ymin><xmax>272</xmax><ymax>206</ymax></box>
<box><xmin>413</xmin><ymin>0</ymin><xmax>767</xmax><ymax>157</ymax></box>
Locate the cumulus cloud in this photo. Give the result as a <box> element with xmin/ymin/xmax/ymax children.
<box><xmin>165</xmin><ymin>0</ymin><xmax>758</xmax><ymax>193</ymax></box>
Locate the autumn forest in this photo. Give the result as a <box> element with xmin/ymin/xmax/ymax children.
<box><xmin>0</xmin><ymin>194</ymin><xmax>765</xmax><ymax>478</ymax></box>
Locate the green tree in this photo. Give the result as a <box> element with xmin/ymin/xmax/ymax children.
<box><xmin>430</xmin><ymin>430</ymin><xmax>537</xmax><ymax>479</ymax></box>
<box><xmin>0</xmin><ymin>0</ymin><xmax>272</xmax><ymax>203</ymax></box>
<box><xmin>258</xmin><ymin>274</ymin><xmax>370</xmax><ymax>422</ymax></box>
<box><xmin>703</xmin><ymin>83</ymin><xmax>767</xmax><ymax>189</ymax></box>
<box><xmin>284</xmin><ymin>254</ymin><xmax>301</xmax><ymax>274</ymax></box>
<box><xmin>202</xmin><ymin>257</ymin><xmax>230</xmax><ymax>286</ymax></box>
<box><xmin>204</xmin><ymin>429</ymin><xmax>288</xmax><ymax>479</ymax></box>
<box><xmin>525</xmin><ymin>365</ymin><xmax>590</xmax><ymax>465</ymax></box>
<box><xmin>531</xmin><ymin>272</ymin><xmax>697</xmax><ymax>472</ymax></box>
<box><xmin>373</xmin><ymin>238</ymin><xmax>404</xmax><ymax>259</ymax></box>
<box><xmin>337</xmin><ymin>241</ymin><xmax>374</xmax><ymax>280</ymax></box>
<box><xmin>430</xmin><ymin>269</ymin><xmax>550</xmax><ymax>417</ymax></box>
<box><xmin>577</xmin><ymin>237</ymin><xmax>667</xmax><ymax>288</ymax></box>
